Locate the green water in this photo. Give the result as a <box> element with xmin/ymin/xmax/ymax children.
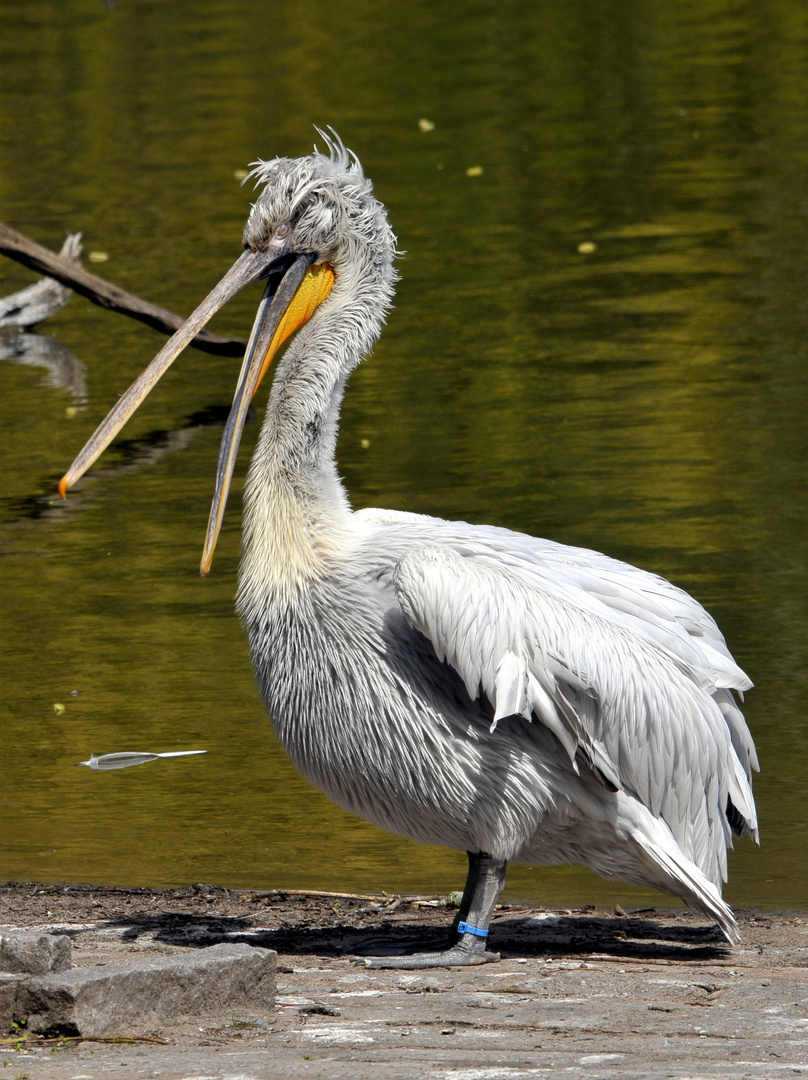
<box><xmin>1</xmin><ymin>0</ymin><xmax>807</xmax><ymax>911</ymax></box>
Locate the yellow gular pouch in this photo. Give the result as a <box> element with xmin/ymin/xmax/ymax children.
<box><xmin>254</xmin><ymin>262</ymin><xmax>336</xmax><ymax>396</ymax></box>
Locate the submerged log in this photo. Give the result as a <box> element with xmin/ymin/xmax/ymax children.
<box><xmin>0</xmin><ymin>234</ymin><xmax>83</xmax><ymax>327</ymax></box>
<box><xmin>0</xmin><ymin>221</ymin><xmax>246</xmax><ymax>356</ymax></box>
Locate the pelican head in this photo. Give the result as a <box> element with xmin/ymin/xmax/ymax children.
<box><xmin>244</xmin><ymin>134</ymin><xmax>397</xmax><ymax>297</ymax></box>
<box><xmin>59</xmin><ymin>129</ymin><xmax>397</xmax><ymax>573</ymax></box>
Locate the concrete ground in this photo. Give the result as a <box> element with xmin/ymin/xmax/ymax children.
<box><xmin>1</xmin><ymin>882</ymin><xmax>806</xmax><ymax>1079</ymax></box>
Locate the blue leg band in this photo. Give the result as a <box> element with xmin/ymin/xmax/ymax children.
<box><xmin>457</xmin><ymin>920</ymin><xmax>489</xmax><ymax>938</ymax></box>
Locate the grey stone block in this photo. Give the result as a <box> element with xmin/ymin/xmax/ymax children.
<box><xmin>0</xmin><ymin>974</ymin><xmax>28</xmax><ymax>1034</ymax></box>
<box><xmin>0</xmin><ymin>930</ymin><xmax>71</xmax><ymax>974</ymax></box>
<box><xmin>20</xmin><ymin>942</ymin><xmax>276</xmax><ymax>1037</ymax></box>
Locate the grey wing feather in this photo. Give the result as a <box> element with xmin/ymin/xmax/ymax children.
<box><xmin>390</xmin><ymin>535</ymin><xmax>757</xmax><ymax>888</ymax></box>
<box><xmin>359</xmin><ymin>506</ymin><xmax>757</xmax><ymax>784</ymax></box>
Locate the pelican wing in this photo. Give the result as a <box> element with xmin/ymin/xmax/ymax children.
<box><xmin>357</xmin><ymin>508</ymin><xmax>758</xmax><ymax>786</ymax></box>
<box><xmin>499</xmin><ymin>541</ymin><xmax>753</xmax><ymax>694</ymax></box>
<box><xmin>391</xmin><ymin>540</ymin><xmax>757</xmax><ymax>886</ymax></box>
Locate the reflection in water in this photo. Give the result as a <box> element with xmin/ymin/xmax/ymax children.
<box><xmin>0</xmin><ymin>404</ymin><xmax>233</xmax><ymax>530</ymax></box>
<box><xmin>0</xmin><ymin>329</ymin><xmax>86</xmax><ymax>404</ymax></box>
<box><xmin>0</xmin><ymin>0</ymin><xmax>807</xmax><ymax>911</ymax></box>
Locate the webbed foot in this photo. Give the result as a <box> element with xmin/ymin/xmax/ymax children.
<box><xmin>362</xmin><ymin>934</ymin><xmax>500</xmax><ymax>969</ymax></box>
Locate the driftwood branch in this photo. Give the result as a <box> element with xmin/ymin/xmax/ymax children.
<box><xmin>0</xmin><ymin>221</ymin><xmax>246</xmax><ymax>357</ymax></box>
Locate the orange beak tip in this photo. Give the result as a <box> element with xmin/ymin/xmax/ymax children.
<box><xmin>57</xmin><ymin>476</ymin><xmax>69</xmax><ymax>499</ymax></box>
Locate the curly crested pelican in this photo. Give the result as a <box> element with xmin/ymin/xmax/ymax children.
<box><xmin>60</xmin><ymin>132</ymin><xmax>758</xmax><ymax>968</ymax></box>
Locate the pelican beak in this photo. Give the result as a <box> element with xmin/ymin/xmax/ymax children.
<box><xmin>59</xmin><ymin>247</ymin><xmax>286</xmax><ymax>498</ymax></box>
<box><xmin>59</xmin><ymin>245</ymin><xmax>335</xmax><ymax>575</ymax></box>
<box><xmin>199</xmin><ymin>254</ymin><xmax>335</xmax><ymax>576</ymax></box>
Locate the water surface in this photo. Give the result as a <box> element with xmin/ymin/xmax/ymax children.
<box><xmin>1</xmin><ymin>0</ymin><xmax>807</xmax><ymax>911</ymax></box>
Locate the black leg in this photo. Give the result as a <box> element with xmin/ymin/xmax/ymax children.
<box><xmin>363</xmin><ymin>851</ymin><xmax>507</xmax><ymax>969</ymax></box>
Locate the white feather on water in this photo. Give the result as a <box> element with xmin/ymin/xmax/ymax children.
<box><xmin>78</xmin><ymin>751</ymin><xmax>207</xmax><ymax>771</ymax></box>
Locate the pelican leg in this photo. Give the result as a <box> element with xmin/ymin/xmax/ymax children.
<box><xmin>363</xmin><ymin>851</ymin><xmax>506</xmax><ymax>969</ymax></box>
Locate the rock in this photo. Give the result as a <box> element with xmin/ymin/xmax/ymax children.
<box><xmin>0</xmin><ymin>930</ymin><xmax>71</xmax><ymax>974</ymax></box>
<box><xmin>19</xmin><ymin>942</ymin><xmax>276</xmax><ymax>1037</ymax></box>
<box><xmin>0</xmin><ymin>974</ymin><xmax>28</xmax><ymax>1033</ymax></box>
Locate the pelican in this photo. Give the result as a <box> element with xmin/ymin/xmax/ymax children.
<box><xmin>60</xmin><ymin>132</ymin><xmax>758</xmax><ymax>968</ymax></box>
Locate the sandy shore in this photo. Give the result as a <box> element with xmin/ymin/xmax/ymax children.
<box><xmin>1</xmin><ymin>882</ymin><xmax>806</xmax><ymax>1079</ymax></box>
